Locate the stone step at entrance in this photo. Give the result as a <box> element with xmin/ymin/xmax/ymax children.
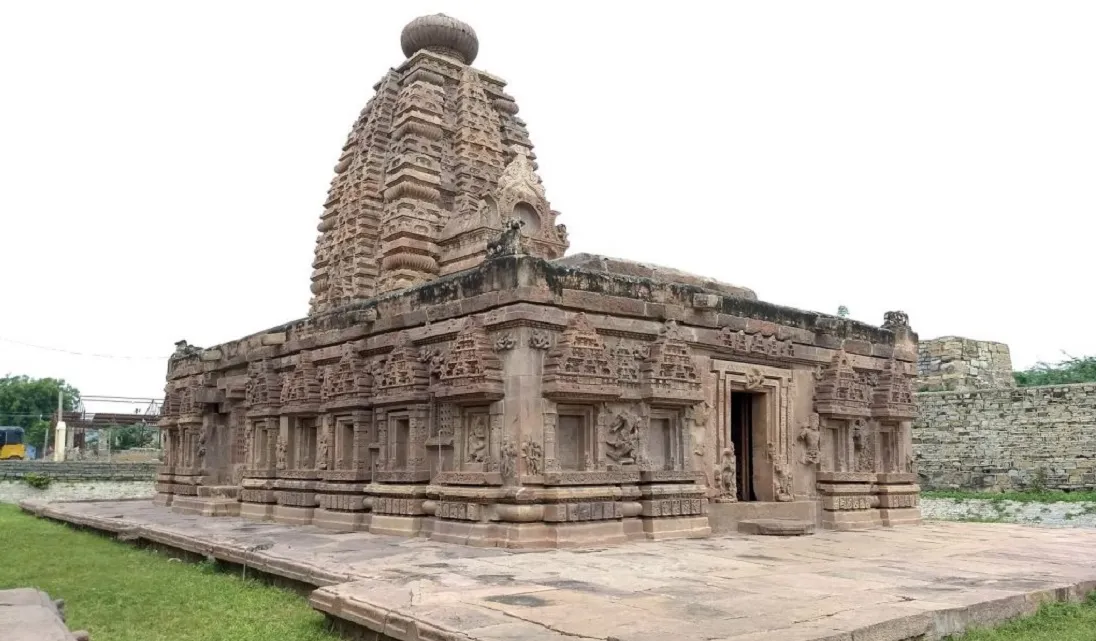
<box><xmin>737</xmin><ymin>518</ymin><xmax>815</xmax><ymax>536</ymax></box>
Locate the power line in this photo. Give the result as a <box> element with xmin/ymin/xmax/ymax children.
<box><xmin>0</xmin><ymin>337</ymin><xmax>167</xmax><ymax>360</ymax></box>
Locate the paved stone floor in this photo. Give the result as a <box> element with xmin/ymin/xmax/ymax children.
<box><xmin>21</xmin><ymin>500</ymin><xmax>1096</xmax><ymax>641</ymax></box>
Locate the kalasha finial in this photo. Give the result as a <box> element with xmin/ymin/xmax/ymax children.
<box><xmin>400</xmin><ymin>14</ymin><xmax>479</xmax><ymax>64</ymax></box>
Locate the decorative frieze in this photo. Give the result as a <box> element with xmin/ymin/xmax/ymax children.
<box><xmin>542</xmin><ymin>501</ymin><xmax>623</xmax><ymax>522</ymax></box>
<box><xmin>718</xmin><ymin>327</ymin><xmax>794</xmax><ymax>360</ymax></box>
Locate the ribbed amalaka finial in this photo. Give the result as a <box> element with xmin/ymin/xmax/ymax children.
<box><xmin>400</xmin><ymin>14</ymin><xmax>479</xmax><ymax>64</ymax></box>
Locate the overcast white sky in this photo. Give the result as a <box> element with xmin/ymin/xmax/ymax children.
<box><xmin>2</xmin><ymin>1</ymin><xmax>1094</xmax><ymax>411</ymax></box>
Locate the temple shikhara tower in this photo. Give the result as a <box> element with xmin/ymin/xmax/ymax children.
<box><xmin>157</xmin><ymin>14</ymin><xmax>921</xmax><ymax>547</ymax></box>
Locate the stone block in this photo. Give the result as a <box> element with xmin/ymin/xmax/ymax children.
<box><xmin>272</xmin><ymin>505</ymin><xmax>315</xmax><ymax>526</ymax></box>
<box><xmin>737</xmin><ymin>518</ymin><xmax>815</xmax><ymax>536</ymax></box>
<box><xmin>260</xmin><ymin>332</ymin><xmax>287</xmax><ymax>346</ymax></box>
<box><xmin>312</xmin><ymin>509</ymin><xmax>370</xmax><ymax>532</ymax></box>
<box><xmin>369</xmin><ymin>515</ymin><xmax>426</xmax><ymax>537</ymax></box>
<box><xmin>691</xmin><ymin>293</ymin><xmax>722</xmax><ymax>309</ymax></box>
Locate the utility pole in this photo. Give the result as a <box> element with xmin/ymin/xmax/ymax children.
<box><xmin>51</xmin><ymin>389</ymin><xmax>67</xmax><ymax>462</ymax></box>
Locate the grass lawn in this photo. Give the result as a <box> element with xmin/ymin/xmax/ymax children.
<box><xmin>946</xmin><ymin>593</ymin><xmax>1096</xmax><ymax>640</ymax></box>
<box><xmin>0</xmin><ymin>504</ymin><xmax>338</xmax><ymax>641</ymax></box>
<box><xmin>923</xmin><ymin>489</ymin><xmax>1096</xmax><ymax>504</ymax></box>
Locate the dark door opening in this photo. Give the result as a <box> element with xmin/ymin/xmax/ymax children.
<box><xmin>730</xmin><ymin>392</ymin><xmax>757</xmax><ymax>502</ymax></box>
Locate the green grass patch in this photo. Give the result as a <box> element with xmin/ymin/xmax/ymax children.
<box><xmin>0</xmin><ymin>504</ymin><xmax>338</xmax><ymax>641</ymax></box>
<box><xmin>946</xmin><ymin>592</ymin><xmax>1096</xmax><ymax>640</ymax></box>
<box><xmin>924</xmin><ymin>489</ymin><xmax>1096</xmax><ymax>504</ymax></box>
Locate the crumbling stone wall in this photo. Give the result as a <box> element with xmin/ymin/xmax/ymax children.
<box><xmin>917</xmin><ymin>337</ymin><xmax>1015</xmax><ymax>392</ymax></box>
<box><xmin>0</xmin><ymin>461</ymin><xmax>157</xmax><ymax>481</ymax></box>
<box><xmin>914</xmin><ymin>384</ymin><xmax>1096</xmax><ymax>491</ymax></box>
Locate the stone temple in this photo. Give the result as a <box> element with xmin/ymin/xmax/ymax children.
<box><xmin>156</xmin><ymin>14</ymin><xmax>921</xmax><ymax>547</ymax></box>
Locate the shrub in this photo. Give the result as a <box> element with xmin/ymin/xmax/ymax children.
<box><xmin>23</xmin><ymin>472</ymin><xmax>52</xmax><ymax>489</ymax></box>
<box><xmin>1014</xmin><ymin>354</ymin><xmax>1096</xmax><ymax>387</ymax></box>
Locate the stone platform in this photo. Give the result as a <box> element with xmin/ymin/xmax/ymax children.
<box><xmin>21</xmin><ymin>500</ymin><xmax>1096</xmax><ymax>641</ymax></box>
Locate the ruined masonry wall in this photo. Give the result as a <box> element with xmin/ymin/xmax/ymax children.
<box><xmin>917</xmin><ymin>337</ymin><xmax>1015</xmax><ymax>392</ymax></box>
<box><xmin>0</xmin><ymin>461</ymin><xmax>158</xmax><ymax>481</ymax></box>
<box><xmin>0</xmin><ymin>480</ymin><xmax>155</xmax><ymax>504</ymax></box>
<box><xmin>913</xmin><ymin>383</ymin><xmax>1096</xmax><ymax>491</ymax></box>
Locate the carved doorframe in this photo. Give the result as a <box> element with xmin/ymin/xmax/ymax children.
<box><xmin>711</xmin><ymin>360</ymin><xmax>791</xmax><ymax>502</ymax></box>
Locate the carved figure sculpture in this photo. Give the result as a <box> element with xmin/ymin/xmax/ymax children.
<box><xmin>317</xmin><ymin>425</ymin><xmax>330</xmax><ymax>470</ymax></box>
<box><xmin>852</xmin><ymin>419</ymin><xmax>875</xmax><ymax>473</ymax></box>
<box><xmin>173</xmin><ymin>340</ymin><xmax>201</xmax><ymax>359</ymax></box>
<box><xmin>493</xmin><ymin>333</ymin><xmax>516</xmax><ymax>351</ymax></box>
<box><xmin>744</xmin><ymin>368</ymin><xmax>765</xmax><ymax>390</ymax></box>
<box><xmin>717</xmin><ymin>446</ymin><xmax>737</xmax><ymax>502</ymax></box>
<box><xmin>604</xmin><ymin>410</ymin><xmax>640</xmax><ymax>465</ymax></box>
<box><xmin>485</xmin><ymin>218</ymin><xmax>525</xmax><ymax>258</ymax></box>
<box><xmin>766</xmin><ymin>441</ymin><xmax>794</xmax><ymax>502</ymax></box>
<box><xmin>798</xmin><ymin>413</ymin><xmax>821</xmax><ymax>466</ymax></box>
<box><xmin>466</xmin><ymin>414</ymin><xmax>488</xmax><ymax>463</ymax></box>
<box><xmin>500</xmin><ymin>439</ymin><xmax>518</xmax><ymax>482</ymax></box>
<box><xmin>882</xmin><ymin>310</ymin><xmax>910</xmax><ymax>330</ymax></box>
<box><xmin>275</xmin><ymin>435</ymin><xmax>287</xmax><ymax>471</ymax></box>
<box><xmin>774</xmin><ymin>461</ymin><xmax>794</xmax><ymax>502</ymax></box>
<box><xmin>244</xmin><ymin>425</ymin><xmax>255</xmax><ymax>467</ymax></box>
<box><xmin>529</xmin><ymin>329</ymin><xmax>551</xmax><ymax>350</ymax></box>
<box><xmin>521</xmin><ymin>440</ymin><xmax>543</xmax><ymax>475</ymax></box>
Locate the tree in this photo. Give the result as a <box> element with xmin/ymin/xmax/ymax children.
<box><xmin>0</xmin><ymin>375</ymin><xmax>81</xmax><ymax>452</ymax></box>
<box><xmin>1014</xmin><ymin>354</ymin><xmax>1096</xmax><ymax>387</ymax></box>
<box><xmin>108</xmin><ymin>423</ymin><xmax>156</xmax><ymax>450</ymax></box>
<box><xmin>837</xmin><ymin>305</ymin><xmax>850</xmax><ymax>318</ymax></box>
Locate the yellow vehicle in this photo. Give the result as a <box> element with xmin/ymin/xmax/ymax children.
<box><xmin>0</xmin><ymin>426</ymin><xmax>27</xmax><ymax>460</ymax></box>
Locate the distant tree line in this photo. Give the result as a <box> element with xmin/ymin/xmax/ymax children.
<box><xmin>0</xmin><ymin>375</ymin><xmax>80</xmax><ymax>450</ymax></box>
<box><xmin>1014</xmin><ymin>355</ymin><xmax>1096</xmax><ymax>387</ymax></box>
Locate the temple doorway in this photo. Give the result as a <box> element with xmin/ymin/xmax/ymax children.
<box><xmin>730</xmin><ymin>391</ymin><xmax>759</xmax><ymax>502</ymax></box>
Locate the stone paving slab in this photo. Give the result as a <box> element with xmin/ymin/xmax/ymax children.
<box><xmin>0</xmin><ymin>588</ymin><xmax>87</xmax><ymax>641</ymax></box>
<box><xmin>21</xmin><ymin>500</ymin><xmax>1096</xmax><ymax>641</ymax></box>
